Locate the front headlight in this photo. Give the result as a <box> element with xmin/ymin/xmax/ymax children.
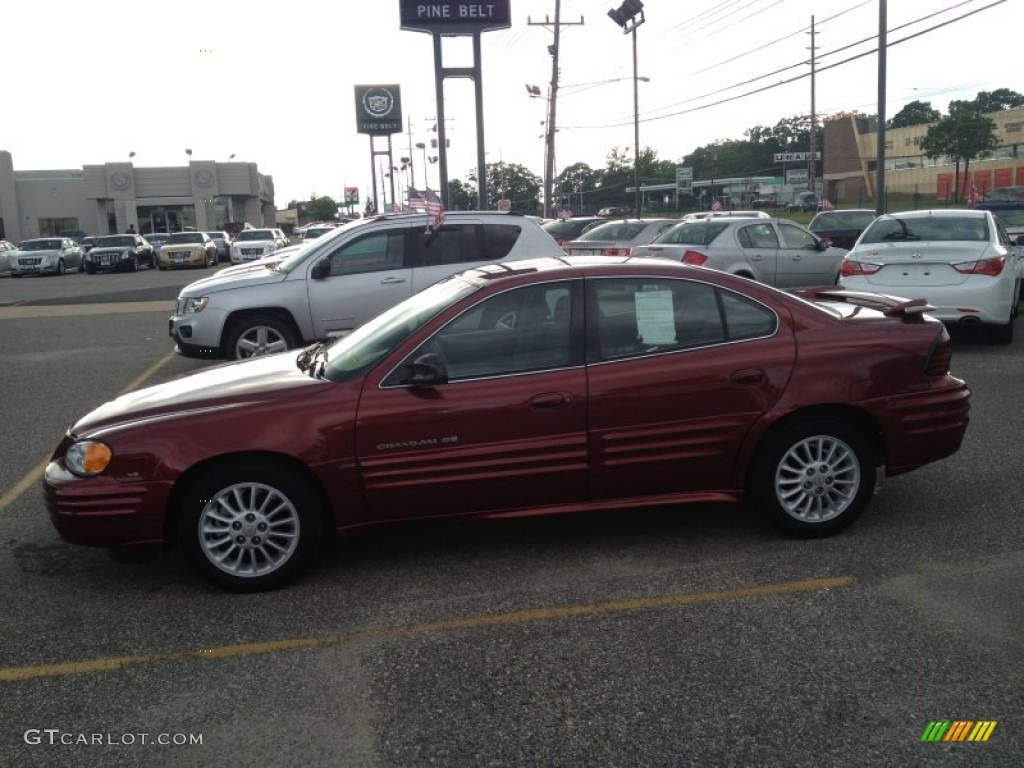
<box><xmin>121</xmin><ymin>249</ymin><xmax>134</xmax><ymax>260</ymax></box>
<box><xmin>65</xmin><ymin>440</ymin><xmax>113</xmax><ymax>476</ymax></box>
<box><xmin>182</xmin><ymin>296</ymin><xmax>209</xmax><ymax>314</ymax></box>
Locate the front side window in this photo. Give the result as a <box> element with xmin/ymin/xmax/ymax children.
<box><xmin>387</xmin><ymin>281</ymin><xmax>579</xmax><ymax>384</ymax></box>
<box><xmin>325</xmin><ymin>231</ymin><xmax>405</xmax><ymax>276</ymax></box>
<box><xmin>777</xmin><ymin>223</ymin><xmax>818</xmax><ymax>250</ymax></box>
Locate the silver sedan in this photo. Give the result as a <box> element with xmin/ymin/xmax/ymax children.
<box><xmin>9</xmin><ymin>237</ymin><xmax>84</xmax><ymax>277</ymax></box>
<box><xmin>633</xmin><ymin>217</ymin><xmax>844</xmax><ymax>289</ymax></box>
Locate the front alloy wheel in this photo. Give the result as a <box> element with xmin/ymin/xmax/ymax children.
<box><xmin>180</xmin><ymin>463</ymin><xmax>321</xmax><ymax>591</ymax></box>
<box><xmin>753</xmin><ymin>420</ymin><xmax>875</xmax><ymax>537</ymax></box>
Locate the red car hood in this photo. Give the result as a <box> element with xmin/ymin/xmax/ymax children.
<box><xmin>72</xmin><ymin>352</ymin><xmax>327</xmax><ymax>437</ymax></box>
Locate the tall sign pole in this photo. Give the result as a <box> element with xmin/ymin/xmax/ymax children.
<box><xmin>400</xmin><ymin>1</ymin><xmax>511</xmax><ymax>209</ymax></box>
<box><xmin>354</xmin><ymin>85</ymin><xmax>403</xmax><ymax>214</ymax></box>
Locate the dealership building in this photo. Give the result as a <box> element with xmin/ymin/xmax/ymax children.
<box><xmin>0</xmin><ymin>150</ymin><xmax>276</xmax><ymax>243</ymax></box>
<box><xmin>823</xmin><ymin>106</ymin><xmax>1024</xmax><ymax>205</ymax></box>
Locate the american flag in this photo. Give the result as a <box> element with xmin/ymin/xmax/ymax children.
<box><xmin>711</xmin><ymin>199</ymin><xmax>723</xmax><ymax>211</ymax></box>
<box><xmin>424</xmin><ymin>189</ymin><xmax>446</xmax><ymax>231</ymax></box>
<box><xmin>967</xmin><ymin>183</ymin><xmax>979</xmax><ymax>208</ymax></box>
<box><xmin>819</xmin><ymin>196</ymin><xmax>835</xmax><ymax>210</ymax></box>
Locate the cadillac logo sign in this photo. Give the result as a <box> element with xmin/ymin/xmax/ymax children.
<box><xmin>355</xmin><ymin>85</ymin><xmax>403</xmax><ymax>135</ymax></box>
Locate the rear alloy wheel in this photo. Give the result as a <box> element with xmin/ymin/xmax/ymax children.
<box><xmin>225</xmin><ymin>315</ymin><xmax>298</xmax><ymax>360</ymax></box>
<box><xmin>752</xmin><ymin>420</ymin><xmax>875</xmax><ymax>537</ymax></box>
<box><xmin>179</xmin><ymin>462</ymin><xmax>321</xmax><ymax>591</ymax></box>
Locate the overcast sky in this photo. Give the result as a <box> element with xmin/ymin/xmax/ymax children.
<box><xmin>5</xmin><ymin>0</ymin><xmax>1016</xmax><ymax>206</ymax></box>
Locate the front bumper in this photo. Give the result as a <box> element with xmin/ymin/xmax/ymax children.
<box><xmin>44</xmin><ymin>461</ymin><xmax>171</xmax><ymax>549</ymax></box>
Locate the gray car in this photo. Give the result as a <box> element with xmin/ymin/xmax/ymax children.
<box><xmin>562</xmin><ymin>218</ymin><xmax>679</xmax><ymax>256</ymax></box>
<box><xmin>0</xmin><ymin>239</ymin><xmax>17</xmax><ymax>275</ymax></box>
<box><xmin>9</xmin><ymin>237</ymin><xmax>84</xmax><ymax>277</ymax></box>
<box><xmin>632</xmin><ymin>217</ymin><xmax>844</xmax><ymax>289</ymax></box>
<box><xmin>170</xmin><ymin>211</ymin><xmax>568</xmax><ymax>360</ymax></box>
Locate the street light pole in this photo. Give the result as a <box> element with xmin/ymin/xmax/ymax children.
<box><xmin>608</xmin><ymin>0</ymin><xmax>645</xmax><ymax>217</ymax></box>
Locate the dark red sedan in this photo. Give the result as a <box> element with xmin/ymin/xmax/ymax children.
<box><xmin>44</xmin><ymin>257</ymin><xmax>971</xmax><ymax>591</ymax></box>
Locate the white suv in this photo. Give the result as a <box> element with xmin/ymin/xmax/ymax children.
<box><xmin>170</xmin><ymin>212</ymin><xmax>566</xmax><ymax>359</ymax></box>
<box><xmin>229</xmin><ymin>228</ymin><xmax>288</xmax><ymax>264</ymax></box>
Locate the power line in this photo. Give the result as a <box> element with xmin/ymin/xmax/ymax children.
<box><xmin>564</xmin><ymin>0</ymin><xmax>1005</xmax><ymax>131</ymax></box>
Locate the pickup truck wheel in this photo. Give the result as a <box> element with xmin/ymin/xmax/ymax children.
<box><xmin>225</xmin><ymin>315</ymin><xmax>298</xmax><ymax>360</ymax></box>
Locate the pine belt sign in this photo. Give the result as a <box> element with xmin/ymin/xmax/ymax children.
<box><xmin>355</xmin><ymin>85</ymin><xmax>403</xmax><ymax>136</ymax></box>
<box><xmin>399</xmin><ymin>1</ymin><xmax>512</xmax><ymax>34</ymax></box>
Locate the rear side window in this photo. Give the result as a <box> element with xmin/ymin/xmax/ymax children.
<box><xmin>482</xmin><ymin>224</ymin><xmax>522</xmax><ymax>261</ymax></box>
<box><xmin>416</xmin><ymin>224</ymin><xmax>484</xmax><ymax>267</ymax></box>
<box><xmin>655</xmin><ymin>222</ymin><xmax>729</xmax><ymax>246</ymax></box>
<box><xmin>738</xmin><ymin>223</ymin><xmax>779</xmax><ymax>249</ymax></box>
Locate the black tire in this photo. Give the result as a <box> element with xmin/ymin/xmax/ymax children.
<box><xmin>56</xmin><ymin>259</ymin><xmax>66</xmax><ymax>276</ymax></box>
<box><xmin>131</xmin><ymin>255</ymin><xmax>140</xmax><ymax>273</ymax></box>
<box><xmin>85</xmin><ymin>264</ymin><xmax>96</xmax><ymax>275</ymax></box>
<box><xmin>989</xmin><ymin>316</ymin><xmax>1014</xmax><ymax>344</ymax></box>
<box><xmin>158</xmin><ymin>264</ymin><xmax>167</xmax><ymax>271</ymax></box>
<box><xmin>750</xmin><ymin>419</ymin><xmax>875</xmax><ymax>537</ymax></box>
<box><xmin>178</xmin><ymin>461</ymin><xmax>322</xmax><ymax>592</ymax></box>
<box><xmin>224</xmin><ymin>315</ymin><xmax>299</xmax><ymax>360</ymax></box>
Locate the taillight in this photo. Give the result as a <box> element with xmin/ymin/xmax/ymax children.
<box><xmin>924</xmin><ymin>326</ymin><xmax>952</xmax><ymax>377</ymax></box>
<box><xmin>840</xmin><ymin>259</ymin><xmax>882</xmax><ymax>277</ymax></box>
<box><xmin>952</xmin><ymin>256</ymin><xmax>1004</xmax><ymax>276</ymax></box>
<box><xmin>682</xmin><ymin>250</ymin><xmax>708</xmax><ymax>265</ymax></box>
<box><xmin>604</xmin><ymin>247</ymin><xmax>631</xmax><ymax>256</ymax></box>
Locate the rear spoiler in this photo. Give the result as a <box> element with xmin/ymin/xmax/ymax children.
<box><xmin>795</xmin><ymin>287</ymin><xmax>935</xmax><ymax>319</ymax></box>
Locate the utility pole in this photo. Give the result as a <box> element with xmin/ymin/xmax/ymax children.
<box><xmin>808</xmin><ymin>16</ymin><xmax>817</xmax><ymax>194</ymax></box>
<box><xmin>875</xmin><ymin>0</ymin><xmax>888</xmax><ymax>215</ymax></box>
<box><xmin>528</xmin><ymin>3</ymin><xmax>583</xmax><ymax>218</ymax></box>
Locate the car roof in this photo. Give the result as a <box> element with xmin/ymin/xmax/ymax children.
<box><xmin>877</xmin><ymin>208</ymin><xmax>987</xmax><ymax>219</ymax></box>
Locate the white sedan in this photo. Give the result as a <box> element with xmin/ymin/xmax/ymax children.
<box><xmin>838</xmin><ymin>209</ymin><xmax>1022</xmax><ymax>343</ymax></box>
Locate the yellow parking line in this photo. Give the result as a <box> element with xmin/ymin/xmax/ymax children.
<box><xmin>0</xmin><ymin>576</ymin><xmax>855</xmax><ymax>682</ymax></box>
<box><xmin>0</xmin><ymin>352</ymin><xmax>177</xmax><ymax>515</ymax></box>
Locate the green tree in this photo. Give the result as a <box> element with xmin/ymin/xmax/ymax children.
<box><xmin>957</xmin><ymin>89</ymin><xmax>1024</xmax><ymax>113</ymax></box>
<box><xmin>306</xmin><ymin>195</ymin><xmax>339</xmax><ymax>221</ymax></box>
<box><xmin>920</xmin><ymin>105</ymin><xmax>999</xmax><ymax>202</ymax></box>
<box><xmin>447</xmin><ymin>178</ymin><xmax>476</xmax><ymax>211</ymax></box>
<box><xmin>555</xmin><ymin>162</ymin><xmax>598</xmax><ymax>213</ymax></box>
<box><xmin>888</xmin><ymin>100</ymin><xmax>941</xmax><ymax>129</ymax></box>
<box><xmin>471</xmin><ymin>162</ymin><xmax>541</xmax><ymax>214</ymax></box>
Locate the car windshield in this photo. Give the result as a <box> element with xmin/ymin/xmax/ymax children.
<box><xmin>323</xmin><ymin>274</ymin><xmax>478</xmax><ymax>383</ymax></box>
<box><xmin>576</xmin><ymin>221</ymin><xmax>650</xmax><ymax>242</ymax></box>
<box><xmin>167</xmin><ymin>233</ymin><xmax>204</xmax><ymax>244</ymax></box>
<box><xmin>94</xmin><ymin>236</ymin><xmax>136</xmax><ymax>247</ymax></box>
<box><xmin>860</xmin><ymin>215</ymin><xmax>988</xmax><ymax>243</ymax></box>
<box><xmin>810</xmin><ymin>211</ymin><xmax>876</xmax><ymax>230</ymax></box>
<box><xmin>653</xmin><ymin>221</ymin><xmax>730</xmax><ymax>246</ymax></box>
<box><xmin>206</xmin><ymin>232</ymin><xmax>224</xmax><ymax>240</ymax></box>
<box><xmin>20</xmin><ymin>239</ymin><xmax>63</xmax><ymax>250</ymax></box>
<box><xmin>235</xmin><ymin>230</ymin><xmax>274</xmax><ymax>241</ymax></box>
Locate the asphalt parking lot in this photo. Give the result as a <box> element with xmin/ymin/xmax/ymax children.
<box><xmin>0</xmin><ymin>268</ymin><xmax>1021</xmax><ymax>766</ymax></box>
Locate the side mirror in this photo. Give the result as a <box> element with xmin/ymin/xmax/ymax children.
<box><xmin>403</xmin><ymin>353</ymin><xmax>449</xmax><ymax>388</ymax></box>
<box><xmin>1016</xmin><ymin>235</ymin><xmax>1024</xmax><ymax>246</ymax></box>
<box><xmin>310</xmin><ymin>258</ymin><xmax>331</xmax><ymax>280</ymax></box>
<box><xmin>816</xmin><ymin>239</ymin><xmax>829</xmax><ymax>251</ymax></box>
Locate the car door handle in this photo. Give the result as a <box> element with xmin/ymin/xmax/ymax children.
<box><xmin>529</xmin><ymin>392</ymin><xmax>574</xmax><ymax>410</ymax></box>
<box><xmin>729</xmin><ymin>368</ymin><xmax>764</xmax><ymax>386</ymax></box>
<box><xmin>380</xmin><ymin>277</ymin><xmax>407</xmax><ymax>284</ymax></box>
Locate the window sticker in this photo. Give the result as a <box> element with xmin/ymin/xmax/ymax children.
<box><xmin>635</xmin><ymin>290</ymin><xmax>676</xmax><ymax>345</ymax></box>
